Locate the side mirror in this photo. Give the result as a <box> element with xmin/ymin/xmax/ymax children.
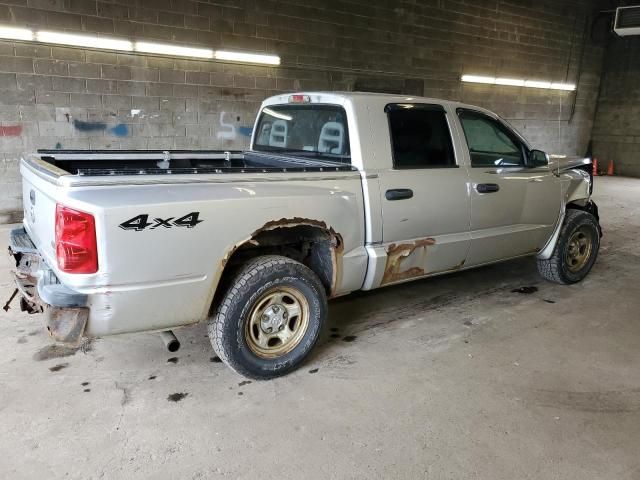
<box><xmin>529</xmin><ymin>149</ymin><xmax>549</xmax><ymax>168</ymax></box>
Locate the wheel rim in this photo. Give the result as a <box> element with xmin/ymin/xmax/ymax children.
<box><xmin>245</xmin><ymin>286</ymin><xmax>310</xmax><ymax>359</ymax></box>
<box><xmin>564</xmin><ymin>226</ymin><xmax>594</xmax><ymax>273</ymax></box>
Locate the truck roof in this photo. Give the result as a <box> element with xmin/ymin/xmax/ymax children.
<box><xmin>261</xmin><ymin>91</ymin><xmax>491</xmax><ymax>116</ymax></box>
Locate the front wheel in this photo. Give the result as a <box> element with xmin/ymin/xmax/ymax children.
<box><xmin>208</xmin><ymin>255</ymin><xmax>327</xmax><ymax>379</ymax></box>
<box><xmin>537</xmin><ymin>209</ymin><xmax>600</xmax><ymax>284</ymax></box>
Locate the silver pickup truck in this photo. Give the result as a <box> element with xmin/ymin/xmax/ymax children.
<box><xmin>6</xmin><ymin>92</ymin><xmax>600</xmax><ymax>379</ymax></box>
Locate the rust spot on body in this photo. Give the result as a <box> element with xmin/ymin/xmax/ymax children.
<box><xmin>381</xmin><ymin>238</ymin><xmax>436</xmax><ymax>285</ymax></box>
<box><xmin>218</xmin><ymin>217</ymin><xmax>344</xmax><ymax>297</ymax></box>
<box><xmin>251</xmin><ymin>217</ymin><xmax>330</xmax><ymax>236</ymax></box>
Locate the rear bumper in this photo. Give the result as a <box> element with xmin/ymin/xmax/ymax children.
<box><xmin>7</xmin><ymin>227</ymin><xmax>88</xmax><ymax>344</ymax></box>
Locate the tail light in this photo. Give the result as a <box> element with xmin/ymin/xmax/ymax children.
<box><xmin>55</xmin><ymin>204</ymin><xmax>98</xmax><ymax>274</ymax></box>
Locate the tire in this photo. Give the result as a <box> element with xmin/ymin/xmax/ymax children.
<box><xmin>208</xmin><ymin>255</ymin><xmax>327</xmax><ymax>379</ymax></box>
<box><xmin>537</xmin><ymin>209</ymin><xmax>600</xmax><ymax>285</ymax></box>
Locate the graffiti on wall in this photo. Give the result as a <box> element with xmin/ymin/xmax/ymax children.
<box><xmin>0</xmin><ymin>125</ymin><xmax>22</xmax><ymax>136</ymax></box>
<box><xmin>73</xmin><ymin>119</ymin><xmax>129</xmax><ymax>137</ymax></box>
<box><xmin>216</xmin><ymin>112</ymin><xmax>253</xmax><ymax>141</ymax></box>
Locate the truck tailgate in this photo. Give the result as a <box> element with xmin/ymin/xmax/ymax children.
<box><xmin>21</xmin><ymin>162</ymin><xmax>60</xmax><ymax>270</ymax></box>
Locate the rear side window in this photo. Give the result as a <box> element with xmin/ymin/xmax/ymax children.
<box><xmin>386</xmin><ymin>104</ymin><xmax>456</xmax><ymax>169</ymax></box>
<box><xmin>457</xmin><ymin>110</ymin><xmax>524</xmax><ymax>167</ymax></box>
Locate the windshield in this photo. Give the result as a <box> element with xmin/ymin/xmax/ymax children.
<box><xmin>253</xmin><ymin>104</ymin><xmax>351</xmax><ymax>163</ymax></box>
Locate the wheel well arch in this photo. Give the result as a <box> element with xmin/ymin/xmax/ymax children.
<box><xmin>212</xmin><ymin>219</ymin><xmax>343</xmax><ymax>311</ymax></box>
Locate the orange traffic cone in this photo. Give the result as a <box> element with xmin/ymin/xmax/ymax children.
<box><xmin>607</xmin><ymin>160</ymin><xmax>614</xmax><ymax>176</ymax></box>
<box><xmin>592</xmin><ymin>158</ymin><xmax>598</xmax><ymax>176</ymax></box>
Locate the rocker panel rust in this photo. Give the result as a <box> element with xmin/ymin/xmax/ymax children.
<box><xmin>381</xmin><ymin>237</ymin><xmax>436</xmax><ymax>285</ymax></box>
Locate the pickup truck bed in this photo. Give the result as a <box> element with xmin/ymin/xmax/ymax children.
<box><xmin>35</xmin><ymin>149</ymin><xmax>355</xmax><ymax>177</ymax></box>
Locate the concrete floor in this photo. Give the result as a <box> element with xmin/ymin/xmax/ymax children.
<box><xmin>0</xmin><ymin>176</ymin><xmax>638</xmax><ymax>479</ymax></box>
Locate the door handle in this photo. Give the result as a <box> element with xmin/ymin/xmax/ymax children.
<box><xmin>476</xmin><ymin>183</ymin><xmax>500</xmax><ymax>193</ymax></box>
<box><xmin>385</xmin><ymin>188</ymin><xmax>414</xmax><ymax>201</ymax></box>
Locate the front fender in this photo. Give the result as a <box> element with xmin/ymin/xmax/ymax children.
<box><xmin>537</xmin><ymin>169</ymin><xmax>595</xmax><ymax>260</ymax></box>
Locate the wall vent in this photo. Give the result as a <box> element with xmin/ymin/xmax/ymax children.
<box><xmin>614</xmin><ymin>6</ymin><xmax>640</xmax><ymax>36</ymax></box>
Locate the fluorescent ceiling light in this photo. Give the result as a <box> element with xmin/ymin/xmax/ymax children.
<box><xmin>36</xmin><ymin>31</ymin><xmax>132</xmax><ymax>51</ymax></box>
<box><xmin>495</xmin><ymin>77</ymin><xmax>525</xmax><ymax>87</ymax></box>
<box><xmin>215</xmin><ymin>50</ymin><xmax>280</xmax><ymax>65</ymax></box>
<box><xmin>461</xmin><ymin>75</ymin><xmax>495</xmax><ymax>84</ymax></box>
<box><xmin>524</xmin><ymin>80</ymin><xmax>552</xmax><ymax>89</ymax></box>
<box><xmin>135</xmin><ymin>41</ymin><xmax>213</xmax><ymax>58</ymax></box>
<box><xmin>462</xmin><ymin>75</ymin><xmax>577</xmax><ymax>92</ymax></box>
<box><xmin>0</xmin><ymin>26</ymin><xmax>33</xmax><ymax>41</ymax></box>
<box><xmin>550</xmin><ymin>82</ymin><xmax>577</xmax><ymax>91</ymax></box>
<box><xmin>1</xmin><ymin>24</ymin><xmax>281</xmax><ymax>65</ymax></box>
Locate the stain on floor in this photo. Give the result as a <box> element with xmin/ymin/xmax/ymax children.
<box><xmin>167</xmin><ymin>392</ymin><xmax>188</xmax><ymax>402</ymax></box>
<box><xmin>33</xmin><ymin>345</ymin><xmax>81</xmax><ymax>361</ymax></box>
<box><xmin>512</xmin><ymin>286</ymin><xmax>539</xmax><ymax>294</ymax></box>
<box><xmin>49</xmin><ymin>363</ymin><xmax>69</xmax><ymax>372</ymax></box>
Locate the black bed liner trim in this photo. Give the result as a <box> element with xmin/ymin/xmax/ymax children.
<box><xmin>34</xmin><ymin>149</ymin><xmax>356</xmax><ymax>176</ymax></box>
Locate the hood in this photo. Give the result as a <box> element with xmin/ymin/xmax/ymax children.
<box><xmin>548</xmin><ymin>155</ymin><xmax>591</xmax><ymax>173</ymax></box>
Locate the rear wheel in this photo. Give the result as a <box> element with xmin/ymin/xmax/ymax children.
<box><xmin>208</xmin><ymin>255</ymin><xmax>327</xmax><ymax>379</ymax></box>
<box><xmin>537</xmin><ymin>209</ymin><xmax>600</xmax><ymax>284</ymax></box>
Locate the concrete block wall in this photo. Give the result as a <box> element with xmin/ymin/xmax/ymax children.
<box><xmin>0</xmin><ymin>0</ymin><xmax>605</xmax><ymax>221</ymax></box>
<box><xmin>592</xmin><ymin>34</ymin><xmax>640</xmax><ymax>177</ymax></box>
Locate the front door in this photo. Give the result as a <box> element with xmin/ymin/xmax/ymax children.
<box><xmin>457</xmin><ymin>109</ymin><xmax>561</xmax><ymax>266</ymax></box>
<box><xmin>377</xmin><ymin>103</ymin><xmax>471</xmax><ymax>285</ymax></box>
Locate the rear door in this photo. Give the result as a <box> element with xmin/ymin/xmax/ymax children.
<box><xmin>376</xmin><ymin>103</ymin><xmax>471</xmax><ymax>285</ymax></box>
<box><xmin>456</xmin><ymin>109</ymin><xmax>561</xmax><ymax>266</ymax></box>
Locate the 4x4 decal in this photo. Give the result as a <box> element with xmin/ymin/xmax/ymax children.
<box><xmin>119</xmin><ymin>212</ymin><xmax>203</xmax><ymax>231</ymax></box>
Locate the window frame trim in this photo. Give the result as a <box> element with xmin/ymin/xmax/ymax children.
<box><xmin>385</xmin><ymin>103</ymin><xmax>459</xmax><ymax>170</ymax></box>
<box><xmin>456</xmin><ymin>107</ymin><xmax>529</xmax><ymax>169</ymax></box>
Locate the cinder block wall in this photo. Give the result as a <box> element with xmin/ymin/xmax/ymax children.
<box><xmin>0</xmin><ymin>0</ymin><xmax>605</xmax><ymax>222</ymax></box>
<box><xmin>592</xmin><ymin>34</ymin><xmax>640</xmax><ymax>177</ymax></box>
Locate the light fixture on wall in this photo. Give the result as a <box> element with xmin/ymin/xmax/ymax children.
<box><xmin>215</xmin><ymin>50</ymin><xmax>281</xmax><ymax>65</ymax></box>
<box><xmin>0</xmin><ymin>24</ymin><xmax>280</xmax><ymax>66</ymax></box>
<box><xmin>135</xmin><ymin>41</ymin><xmax>213</xmax><ymax>59</ymax></box>
<box><xmin>0</xmin><ymin>26</ymin><xmax>33</xmax><ymax>41</ymax></box>
<box><xmin>36</xmin><ymin>31</ymin><xmax>133</xmax><ymax>51</ymax></box>
<box><xmin>462</xmin><ymin>75</ymin><xmax>576</xmax><ymax>91</ymax></box>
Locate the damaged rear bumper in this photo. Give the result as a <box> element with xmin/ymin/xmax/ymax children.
<box><xmin>6</xmin><ymin>227</ymin><xmax>88</xmax><ymax>345</ymax></box>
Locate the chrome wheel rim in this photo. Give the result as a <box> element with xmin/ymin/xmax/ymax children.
<box><xmin>245</xmin><ymin>286</ymin><xmax>310</xmax><ymax>359</ymax></box>
<box><xmin>565</xmin><ymin>226</ymin><xmax>593</xmax><ymax>273</ymax></box>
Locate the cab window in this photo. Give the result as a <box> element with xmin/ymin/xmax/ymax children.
<box><xmin>386</xmin><ymin>104</ymin><xmax>456</xmax><ymax>169</ymax></box>
<box><xmin>457</xmin><ymin>110</ymin><xmax>524</xmax><ymax>167</ymax></box>
<box><xmin>253</xmin><ymin>104</ymin><xmax>350</xmax><ymax>164</ymax></box>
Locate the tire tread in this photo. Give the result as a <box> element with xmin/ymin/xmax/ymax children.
<box><xmin>208</xmin><ymin>255</ymin><xmax>325</xmax><ymax>378</ymax></box>
<box><xmin>537</xmin><ymin>209</ymin><xmax>599</xmax><ymax>285</ymax></box>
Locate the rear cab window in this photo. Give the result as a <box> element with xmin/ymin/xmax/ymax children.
<box><xmin>457</xmin><ymin>109</ymin><xmax>525</xmax><ymax>167</ymax></box>
<box><xmin>385</xmin><ymin>104</ymin><xmax>456</xmax><ymax>169</ymax></box>
<box><xmin>253</xmin><ymin>104</ymin><xmax>351</xmax><ymax>164</ymax></box>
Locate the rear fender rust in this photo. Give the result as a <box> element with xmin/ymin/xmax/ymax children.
<box><xmin>215</xmin><ymin>217</ymin><xmax>344</xmax><ymax>302</ymax></box>
<box><xmin>381</xmin><ymin>237</ymin><xmax>436</xmax><ymax>285</ymax></box>
<box><xmin>251</xmin><ymin>217</ymin><xmax>332</xmax><ymax>235</ymax></box>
